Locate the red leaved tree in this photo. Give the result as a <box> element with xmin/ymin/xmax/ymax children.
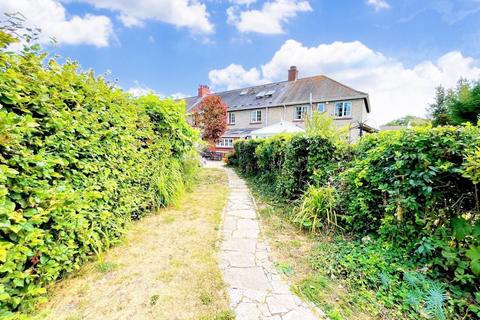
<box><xmin>192</xmin><ymin>95</ymin><xmax>228</xmax><ymax>143</ymax></box>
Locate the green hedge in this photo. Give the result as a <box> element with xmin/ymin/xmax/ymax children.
<box><xmin>342</xmin><ymin>125</ymin><xmax>479</xmax><ymax>239</ymax></box>
<box><xmin>0</xmin><ymin>44</ymin><xmax>198</xmax><ymax>314</ymax></box>
<box><xmin>230</xmin><ymin>134</ymin><xmax>340</xmax><ymax>199</ymax></box>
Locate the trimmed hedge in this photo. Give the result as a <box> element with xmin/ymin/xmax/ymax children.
<box><xmin>230</xmin><ymin>134</ymin><xmax>340</xmax><ymax>199</ymax></box>
<box><xmin>0</xmin><ymin>44</ymin><xmax>198</xmax><ymax>314</ymax></box>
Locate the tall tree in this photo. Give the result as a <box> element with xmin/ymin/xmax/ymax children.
<box><xmin>428</xmin><ymin>86</ymin><xmax>453</xmax><ymax>126</ymax></box>
<box><xmin>449</xmin><ymin>80</ymin><xmax>480</xmax><ymax>125</ymax></box>
<box><xmin>192</xmin><ymin>95</ymin><xmax>228</xmax><ymax>143</ymax></box>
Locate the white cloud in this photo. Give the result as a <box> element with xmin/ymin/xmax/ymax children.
<box><xmin>229</xmin><ymin>0</ymin><xmax>257</xmax><ymax>5</ymax></box>
<box><xmin>77</xmin><ymin>0</ymin><xmax>214</xmax><ymax>34</ymax></box>
<box><xmin>127</xmin><ymin>84</ymin><xmax>154</xmax><ymax>97</ymax></box>
<box><xmin>227</xmin><ymin>0</ymin><xmax>312</xmax><ymax>34</ymax></box>
<box><xmin>0</xmin><ymin>0</ymin><xmax>113</xmax><ymax>47</ymax></box>
<box><xmin>209</xmin><ymin>64</ymin><xmax>267</xmax><ymax>90</ymax></box>
<box><xmin>208</xmin><ymin>40</ymin><xmax>480</xmax><ymax>125</ymax></box>
<box><xmin>367</xmin><ymin>0</ymin><xmax>390</xmax><ymax>11</ymax></box>
<box><xmin>127</xmin><ymin>82</ymin><xmax>186</xmax><ymax>99</ymax></box>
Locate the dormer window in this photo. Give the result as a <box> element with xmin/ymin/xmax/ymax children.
<box><xmin>256</xmin><ymin>91</ymin><xmax>265</xmax><ymax>99</ymax></box>
<box><xmin>265</xmin><ymin>90</ymin><xmax>275</xmax><ymax>97</ymax></box>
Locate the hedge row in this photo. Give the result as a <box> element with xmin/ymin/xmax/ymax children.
<box><xmin>227</xmin><ymin>126</ymin><xmax>480</xmax><ymax>317</ymax></box>
<box><xmin>228</xmin><ymin>134</ymin><xmax>341</xmax><ymax>199</ymax></box>
<box><xmin>0</xmin><ymin>43</ymin><xmax>198</xmax><ymax>314</ymax></box>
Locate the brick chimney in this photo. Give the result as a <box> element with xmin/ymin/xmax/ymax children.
<box><xmin>198</xmin><ymin>85</ymin><xmax>210</xmax><ymax>97</ymax></box>
<box><xmin>288</xmin><ymin>66</ymin><xmax>298</xmax><ymax>81</ymax></box>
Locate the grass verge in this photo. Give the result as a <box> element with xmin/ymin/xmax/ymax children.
<box><xmin>29</xmin><ymin>168</ymin><xmax>233</xmax><ymax>320</ymax></box>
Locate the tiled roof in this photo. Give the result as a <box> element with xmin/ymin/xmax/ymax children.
<box><xmin>183</xmin><ymin>75</ymin><xmax>370</xmax><ymax>113</ymax></box>
<box><xmin>224</xmin><ymin>128</ymin><xmax>256</xmax><ymax>138</ymax></box>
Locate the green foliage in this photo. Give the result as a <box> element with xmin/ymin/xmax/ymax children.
<box><xmin>341</xmin><ymin>126</ymin><xmax>479</xmax><ymax>238</ymax></box>
<box><xmin>449</xmin><ymin>80</ymin><xmax>480</xmax><ymax>125</ymax></box>
<box><xmin>308</xmin><ymin>238</ymin><xmax>454</xmax><ymax>319</ymax></box>
<box><xmin>293</xmin><ymin>186</ymin><xmax>338</xmax><ymax>232</ymax></box>
<box><xmin>232</xmin><ymin>133</ymin><xmax>340</xmax><ymax>200</ymax></box>
<box><xmin>428</xmin><ymin>86</ymin><xmax>454</xmax><ymax>127</ymax></box>
<box><xmin>384</xmin><ymin>115</ymin><xmax>430</xmax><ymax>127</ymax></box>
<box><xmin>305</xmin><ymin>111</ymin><xmax>348</xmax><ymax>146</ymax></box>
<box><xmin>0</xmin><ymin>40</ymin><xmax>198</xmax><ymax>314</ymax></box>
<box><xmin>428</xmin><ymin>80</ymin><xmax>480</xmax><ymax>126</ymax></box>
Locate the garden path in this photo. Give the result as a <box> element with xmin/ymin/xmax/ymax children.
<box><xmin>217</xmin><ymin>165</ymin><xmax>325</xmax><ymax>320</ymax></box>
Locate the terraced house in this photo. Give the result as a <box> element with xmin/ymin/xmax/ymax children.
<box><xmin>184</xmin><ymin>66</ymin><xmax>374</xmax><ymax>153</ymax></box>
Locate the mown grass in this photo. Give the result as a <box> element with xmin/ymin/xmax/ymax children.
<box><xmin>30</xmin><ymin>168</ymin><xmax>232</xmax><ymax>320</ymax></box>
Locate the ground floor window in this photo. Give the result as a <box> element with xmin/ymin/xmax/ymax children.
<box><xmin>216</xmin><ymin>138</ymin><xmax>234</xmax><ymax>148</ymax></box>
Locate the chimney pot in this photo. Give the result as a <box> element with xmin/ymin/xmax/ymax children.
<box><xmin>198</xmin><ymin>85</ymin><xmax>211</xmax><ymax>97</ymax></box>
<box><xmin>288</xmin><ymin>66</ymin><xmax>298</xmax><ymax>81</ymax></box>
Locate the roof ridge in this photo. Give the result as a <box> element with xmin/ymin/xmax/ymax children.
<box><xmin>181</xmin><ymin>74</ymin><xmax>335</xmax><ymax>100</ymax></box>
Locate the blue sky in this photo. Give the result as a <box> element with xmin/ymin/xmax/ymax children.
<box><xmin>1</xmin><ymin>0</ymin><xmax>480</xmax><ymax>125</ymax></box>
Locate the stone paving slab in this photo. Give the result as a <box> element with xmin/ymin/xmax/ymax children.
<box><xmin>219</xmin><ymin>168</ymin><xmax>326</xmax><ymax>320</ymax></box>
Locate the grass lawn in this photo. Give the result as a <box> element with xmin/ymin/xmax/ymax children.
<box><xmin>32</xmin><ymin>168</ymin><xmax>233</xmax><ymax>320</ymax></box>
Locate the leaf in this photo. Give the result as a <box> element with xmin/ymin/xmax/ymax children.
<box><xmin>466</xmin><ymin>246</ymin><xmax>480</xmax><ymax>261</ymax></box>
<box><xmin>471</xmin><ymin>260</ymin><xmax>480</xmax><ymax>276</ymax></box>
<box><xmin>452</xmin><ymin>217</ymin><xmax>472</xmax><ymax>240</ymax></box>
<box><xmin>473</xmin><ymin>221</ymin><xmax>480</xmax><ymax>238</ymax></box>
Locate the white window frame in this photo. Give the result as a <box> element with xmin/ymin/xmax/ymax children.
<box><xmin>250</xmin><ymin>110</ymin><xmax>262</xmax><ymax>123</ymax></box>
<box><xmin>294</xmin><ymin>105</ymin><xmax>309</xmax><ymax>120</ymax></box>
<box><xmin>216</xmin><ymin>138</ymin><xmax>234</xmax><ymax>148</ymax></box>
<box><xmin>334</xmin><ymin>101</ymin><xmax>352</xmax><ymax>118</ymax></box>
<box><xmin>317</xmin><ymin>102</ymin><xmax>326</xmax><ymax>113</ymax></box>
<box><xmin>228</xmin><ymin>112</ymin><xmax>235</xmax><ymax>125</ymax></box>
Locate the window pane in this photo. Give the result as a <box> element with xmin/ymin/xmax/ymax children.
<box><xmin>335</xmin><ymin>103</ymin><xmax>342</xmax><ymax>117</ymax></box>
<box><xmin>317</xmin><ymin>103</ymin><xmax>325</xmax><ymax>112</ymax></box>
<box><xmin>344</xmin><ymin>102</ymin><xmax>352</xmax><ymax>116</ymax></box>
<box><xmin>295</xmin><ymin>107</ymin><xmax>301</xmax><ymax>119</ymax></box>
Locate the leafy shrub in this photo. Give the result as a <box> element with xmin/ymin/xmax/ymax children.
<box><xmin>0</xmin><ymin>40</ymin><xmax>198</xmax><ymax>314</ymax></box>
<box><xmin>233</xmin><ymin>138</ymin><xmax>261</xmax><ymax>174</ymax></box>
<box><xmin>340</xmin><ymin>125</ymin><xmax>480</xmax><ymax>239</ymax></box>
<box><xmin>293</xmin><ymin>186</ymin><xmax>338</xmax><ymax>232</ymax></box>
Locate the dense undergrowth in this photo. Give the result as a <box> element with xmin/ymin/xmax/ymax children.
<box><xmin>227</xmin><ymin>115</ymin><xmax>480</xmax><ymax>319</ymax></box>
<box><xmin>0</xmin><ymin>31</ymin><xmax>199</xmax><ymax>315</ymax></box>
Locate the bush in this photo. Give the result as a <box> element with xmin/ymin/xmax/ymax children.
<box><xmin>340</xmin><ymin>125</ymin><xmax>480</xmax><ymax>238</ymax></box>
<box><xmin>0</xmin><ymin>42</ymin><xmax>198</xmax><ymax>314</ymax></box>
<box><xmin>293</xmin><ymin>186</ymin><xmax>338</xmax><ymax>232</ymax></box>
